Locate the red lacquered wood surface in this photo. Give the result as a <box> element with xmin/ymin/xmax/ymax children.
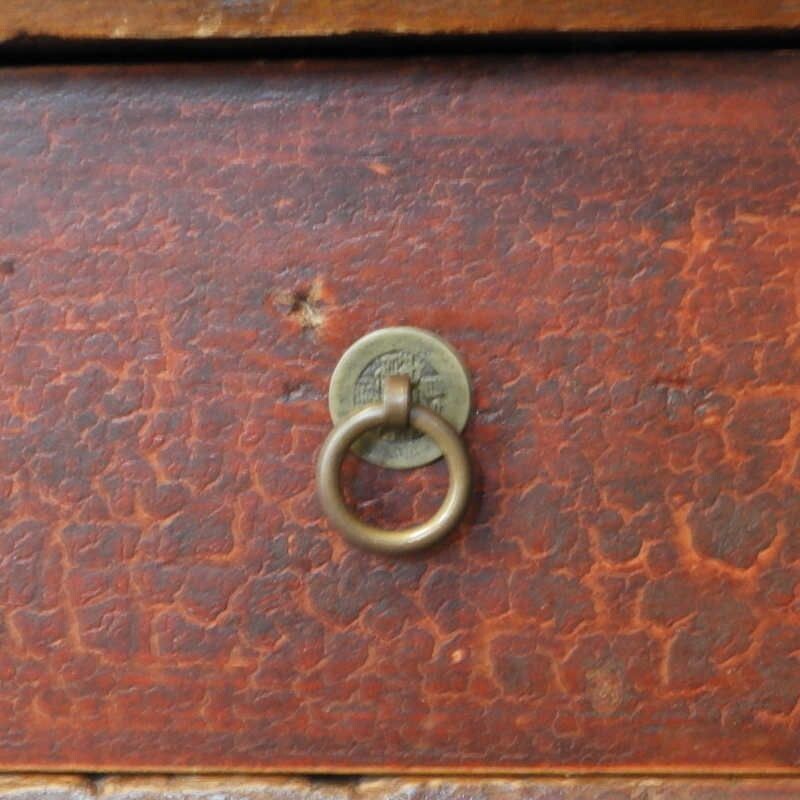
<box><xmin>0</xmin><ymin>55</ymin><xmax>799</xmax><ymax>772</ymax></box>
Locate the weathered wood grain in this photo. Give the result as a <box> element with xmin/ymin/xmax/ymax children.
<box><xmin>4</xmin><ymin>776</ymin><xmax>800</xmax><ymax>800</ymax></box>
<box><xmin>0</xmin><ymin>55</ymin><xmax>799</xmax><ymax>771</ymax></box>
<box><xmin>2</xmin><ymin>0</ymin><xmax>800</xmax><ymax>42</ymax></box>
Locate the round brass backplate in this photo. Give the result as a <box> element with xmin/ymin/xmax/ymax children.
<box><xmin>328</xmin><ymin>327</ymin><xmax>471</xmax><ymax>469</ymax></box>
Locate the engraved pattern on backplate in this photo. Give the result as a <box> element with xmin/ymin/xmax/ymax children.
<box><xmin>329</xmin><ymin>327</ymin><xmax>471</xmax><ymax>468</ymax></box>
<box><xmin>353</xmin><ymin>350</ymin><xmax>446</xmax><ymax>443</ymax></box>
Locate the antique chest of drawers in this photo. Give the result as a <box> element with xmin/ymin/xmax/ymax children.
<box><xmin>1</xmin><ymin>29</ymin><xmax>800</xmax><ymax>783</ymax></box>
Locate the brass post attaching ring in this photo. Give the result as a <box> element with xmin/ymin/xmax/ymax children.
<box><xmin>316</xmin><ymin>374</ymin><xmax>471</xmax><ymax>555</ymax></box>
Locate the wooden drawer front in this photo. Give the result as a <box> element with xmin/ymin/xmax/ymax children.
<box><xmin>1</xmin><ymin>55</ymin><xmax>798</xmax><ymax>772</ymax></box>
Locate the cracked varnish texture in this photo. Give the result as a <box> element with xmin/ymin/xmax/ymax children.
<box><xmin>0</xmin><ymin>55</ymin><xmax>799</xmax><ymax>771</ymax></box>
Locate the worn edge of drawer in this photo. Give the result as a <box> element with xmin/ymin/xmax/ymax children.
<box><xmin>3</xmin><ymin>0</ymin><xmax>800</xmax><ymax>43</ymax></box>
<box><xmin>3</xmin><ymin>776</ymin><xmax>800</xmax><ymax>800</ymax></box>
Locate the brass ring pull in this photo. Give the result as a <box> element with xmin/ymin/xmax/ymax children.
<box><xmin>317</xmin><ymin>374</ymin><xmax>471</xmax><ymax>555</ymax></box>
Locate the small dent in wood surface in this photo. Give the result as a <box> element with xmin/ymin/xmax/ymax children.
<box><xmin>450</xmin><ymin>648</ymin><xmax>466</xmax><ymax>664</ymax></box>
<box><xmin>586</xmin><ymin>663</ymin><xmax>624</xmax><ymax>715</ymax></box>
<box><xmin>270</xmin><ymin>278</ymin><xmax>326</xmax><ymax>330</ymax></box>
<box><xmin>281</xmin><ymin>382</ymin><xmax>321</xmax><ymax>403</ymax></box>
<box><xmin>368</xmin><ymin>162</ymin><xmax>392</xmax><ymax>176</ymax></box>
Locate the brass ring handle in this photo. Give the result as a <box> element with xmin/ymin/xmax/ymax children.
<box><xmin>316</xmin><ymin>375</ymin><xmax>471</xmax><ymax>555</ymax></box>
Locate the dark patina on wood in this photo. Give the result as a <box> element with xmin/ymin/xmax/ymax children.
<box><xmin>0</xmin><ymin>55</ymin><xmax>799</xmax><ymax>772</ymax></box>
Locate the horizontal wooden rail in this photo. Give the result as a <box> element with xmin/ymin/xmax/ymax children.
<box><xmin>2</xmin><ymin>1</ymin><xmax>800</xmax><ymax>43</ymax></box>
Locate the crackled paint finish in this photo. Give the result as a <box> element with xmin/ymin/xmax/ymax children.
<box><xmin>0</xmin><ymin>56</ymin><xmax>799</xmax><ymax>771</ymax></box>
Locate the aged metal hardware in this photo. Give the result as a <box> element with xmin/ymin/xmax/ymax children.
<box><xmin>318</xmin><ymin>328</ymin><xmax>472</xmax><ymax>554</ymax></box>
<box><xmin>328</xmin><ymin>326</ymin><xmax>471</xmax><ymax>469</ymax></box>
<box><xmin>317</xmin><ymin>373</ymin><xmax>471</xmax><ymax>554</ymax></box>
